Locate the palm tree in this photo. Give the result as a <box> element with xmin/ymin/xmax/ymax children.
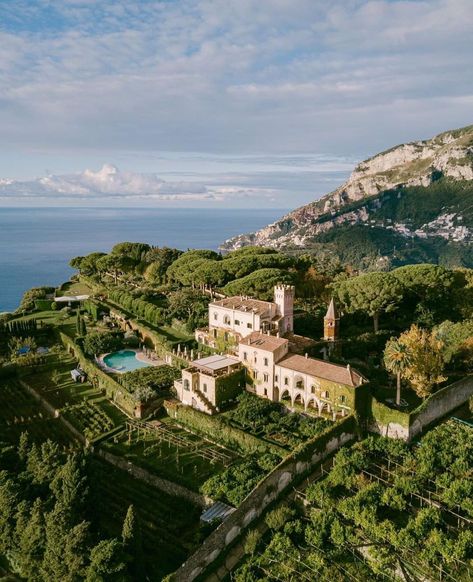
<box><xmin>384</xmin><ymin>338</ymin><xmax>411</xmax><ymax>406</ymax></box>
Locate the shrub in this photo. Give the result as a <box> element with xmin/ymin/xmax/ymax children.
<box><xmin>83</xmin><ymin>331</ymin><xmax>123</xmax><ymax>357</ymax></box>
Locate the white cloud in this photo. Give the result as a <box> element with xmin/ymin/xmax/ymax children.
<box><xmin>0</xmin><ymin>163</ymin><xmax>281</xmax><ymax>202</ymax></box>
<box><xmin>0</xmin><ymin>164</ymin><xmax>208</xmax><ymax>198</ymax></box>
<box><xmin>0</xmin><ymin>0</ymin><xmax>471</xmax><ymax>205</ymax></box>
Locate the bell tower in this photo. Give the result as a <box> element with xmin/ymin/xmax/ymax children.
<box><xmin>324</xmin><ymin>298</ymin><xmax>339</xmax><ymax>341</ymax></box>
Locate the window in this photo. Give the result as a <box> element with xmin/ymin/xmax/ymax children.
<box><xmin>203</xmin><ymin>383</ymin><xmax>207</xmax><ymax>393</ymax></box>
<box><xmin>339</xmin><ymin>395</ymin><xmax>346</xmax><ymax>403</ymax></box>
<box><xmin>264</xmin><ymin>357</ymin><xmax>268</xmax><ymax>366</ymax></box>
<box><xmin>235</xmin><ymin>319</ymin><xmax>240</xmax><ymax>325</ymax></box>
<box><xmin>183</xmin><ymin>379</ymin><xmax>190</xmax><ymax>391</ymax></box>
<box><xmin>263</xmin><ymin>388</ymin><xmax>267</xmax><ymax>396</ymax></box>
<box><xmin>275</xmin><ymin>375</ymin><xmax>279</xmax><ymax>382</ymax></box>
<box><xmin>322</xmin><ymin>390</ymin><xmax>330</xmax><ymax>399</ymax></box>
<box><xmin>213</xmin><ymin>312</ymin><xmax>218</xmax><ymax>321</ymax></box>
<box><xmin>254</xmin><ymin>371</ymin><xmax>258</xmax><ymax>380</ymax></box>
<box><xmin>311</xmin><ymin>385</ymin><xmax>316</xmax><ymax>394</ymax></box>
<box><xmin>263</xmin><ymin>373</ymin><xmax>269</xmax><ymax>382</ymax></box>
<box><xmin>247</xmin><ymin>323</ymin><xmax>252</xmax><ymax>329</ymax></box>
<box><xmin>224</xmin><ymin>315</ymin><xmax>231</xmax><ymax>325</ymax></box>
<box><xmin>243</xmin><ymin>351</ymin><xmax>247</xmax><ymax>361</ymax></box>
<box><xmin>284</xmin><ymin>377</ymin><xmax>289</xmax><ymax>386</ymax></box>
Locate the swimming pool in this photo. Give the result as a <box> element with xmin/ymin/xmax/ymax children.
<box><xmin>102</xmin><ymin>350</ymin><xmax>151</xmax><ymax>373</ymax></box>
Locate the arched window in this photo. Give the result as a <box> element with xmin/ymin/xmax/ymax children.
<box><xmin>183</xmin><ymin>379</ymin><xmax>190</xmax><ymax>391</ymax></box>
<box><xmin>224</xmin><ymin>315</ymin><xmax>231</xmax><ymax>325</ymax></box>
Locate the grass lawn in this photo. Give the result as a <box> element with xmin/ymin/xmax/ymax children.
<box><xmin>10</xmin><ymin>309</ymin><xmax>78</xmax><ymax>338</ymax></box>
<box><xmin>104</xmin><ymin>416</ymin><xmax>234</xmax><ymax>491</ymax></box>
<box><xmin>89</xmin><ymin>457</ymin><xmax>202</xmax><ymax>581</ymax></box>
<box><xmin>58</xmin><ymin>280</ymin><xmax>92</xmax><ymax>296</ymax></box>
<box><xmin>0</xmin><ymin>380</ymin><xmax>76</xmax><ymax>446</ymax></box>
<box><xmin>158</xmin><ymin>324</ymin><xmax>194</xmax><ymax>342</ymax></box>
<box><xmin>373</xmin><ymin>384</ymin><xmax>423</xmax><ymax>411</ymax></box>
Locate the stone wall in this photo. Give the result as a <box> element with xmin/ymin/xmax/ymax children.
<box><xmin>170</xmin><ymin>416</ymin><xmax>356</xmax><ymax>582</ymax></box>
<box><xmin>20</xmin><ymin>380</ymin><xmax>86</xmax><ymax>444</ymax></box>
<box><xmin>409</xmin><ymin>376</ymin><xmax>473</xmax><ymax>440</ymax></box>
<box><xmin>369</xmin><ymin>376</ymin><xmax>473</xmax><ymax>441</ymax></box>
<box><xmin>97</xmin><ymin>449</ymin><xmax>210</xmax><ymax>508</ymax></box>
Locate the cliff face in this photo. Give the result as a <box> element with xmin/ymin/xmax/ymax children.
<box><xmin>222</xmin><ymin>125</ymin><xmax>473</xmax><ymax>250</ymax></box>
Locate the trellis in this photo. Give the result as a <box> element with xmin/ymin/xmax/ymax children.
<box><xmin>362</xmin><ymin>454</ymin><xmax>473</xmax><ymax>529</ymax></box>
<box><xmin>125</xmin><ymin>419</ymin><xmax>234</xmax><ymax>465</ymax></box>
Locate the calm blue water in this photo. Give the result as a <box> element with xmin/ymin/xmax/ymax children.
<box><xmin>103</xmin><ymin>349</ymin><xmax>150</xmax><ymax>372</ymax></box>
<box><xmin>0</xmin><ymin>207</ymin><xmax>285</xmax><ymax>312</ymax></box>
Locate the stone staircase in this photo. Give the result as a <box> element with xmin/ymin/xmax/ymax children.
<box><xmin>193</xmin><ymin>387</ymin><xmax>218</xmax><ymax>415</ymax></box>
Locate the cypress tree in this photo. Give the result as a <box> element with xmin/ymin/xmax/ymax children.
<box><xmin>121</xmin><ymin>505</ymin><xmax>145</xmax><ymax>580</ymax></box>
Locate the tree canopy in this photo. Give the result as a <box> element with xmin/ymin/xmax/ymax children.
<box><xmin>334</xmin><ymin>272</ymin><xmax>404</xmax><ymax>332</ymax></box>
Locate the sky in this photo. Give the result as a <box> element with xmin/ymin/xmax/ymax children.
<box><xmin>0</xmin><ymin>0</ymin><xmax>472</xmax><ymax>208</ymax></box>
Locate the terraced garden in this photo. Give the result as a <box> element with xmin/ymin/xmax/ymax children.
<box><xmin>22</xmin><ymin>351</ymin><xmax>128</xmax><ymax>440</ymax></box>
<box><xmin>89</xmin><ymin>457</ymin><xmax>202</xmax><ymax>580</ymax></box>
<box><xmin>104</xmin><ymin>415</ymin><xmax>236</xmax><ymax>491</ymax></box>
<box><xmin>0</xmin><ymin>380</ymin><xmax>75</xmax><ymax>445</ymax></box>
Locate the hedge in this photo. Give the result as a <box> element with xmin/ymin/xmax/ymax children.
<box><xmin>59</xmin><ymin>332</ymin><xmax>137</xmax><ymax>416</ymax></box>
<box><xmin>164</xmin><ymin>400</ymin><xmax>286</xmax><ymax>456</ymax></box>
<box><xmin>108</xmin><ymin>289</ymin><xmax>164</xmax><ymax>327</ymax></box>
<box><xmin>289</xmin><ymin>414</ymin><xmax>357</xmax><ymax>463</ymax></box>
<box><xmin>34</xmin><ymin>299</ymin><xmax>54</xmax><ymax>311</ymax></box>
<box><xmin>370</xmin><ymin>397</ymin><xmax>411</xmax><ymax>428</ymax></box>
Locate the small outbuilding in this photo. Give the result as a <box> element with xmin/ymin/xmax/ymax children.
<box><xmin>71</xmin><ymin>368</ymin><xmax>87</xmax><ymax>383</ymax></box>
<box><xmin>200</xmin><ymin>501</ymin><xmax>235</xmax><ymax>524</ymax></box>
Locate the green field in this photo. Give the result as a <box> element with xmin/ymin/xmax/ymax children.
<box><xmin>89</xmin><ymin>457</ymin><xmax>202</xmax><ymax>580</ymax></box>
<box><xmin>0</xmin><ymin>380</ymin><xmax>75</xmax><ymax>445</ymax></box>
<box><xmin>57</xmin><ymin>280</ymin><xmax>93</xmax><ymax>296</ymax></box>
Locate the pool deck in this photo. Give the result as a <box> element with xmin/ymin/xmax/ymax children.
<box><xmin>97</xmin><ymin>349</ymin><xmax>165</xmax><ymax>374</ymax></box>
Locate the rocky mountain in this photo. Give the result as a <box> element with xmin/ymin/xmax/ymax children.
<box><xmin>222</xmin><ymin>125</ymin><xmax>473</xmax><ymax>268</ymax></box>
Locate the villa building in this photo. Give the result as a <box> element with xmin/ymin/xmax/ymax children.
<box><xmin>239</xmin><ymin>332</ymin><xmax>365</xmax><ymax>419</ymax></box>
<box><xmin>176</xmin><ymin>289</ymin><xmax>363</xmax><ymax>419</ymax></box>
<box><xmin>195</xmin><ymin>285</ymin><xmax>294</xmax><ymax>348</ymax></box>
<box><xmin>174</xmin><ymin>354</ymin><xmax>244</xmax><ymax>415</ymax></box>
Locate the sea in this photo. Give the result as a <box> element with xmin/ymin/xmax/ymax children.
<box><xmin>0</xmin><ymin>207</ymin><xmax>286</xmax><ymax>313</ymax></box>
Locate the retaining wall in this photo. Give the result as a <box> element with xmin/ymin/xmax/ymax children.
<box><xmin>19</xmin><ymin>380</ymin><xmax>86</xmax><ymax>444</ymax></box>
<box><xmin>97</xmin><ymin>449</ymin><xmax>209</xmax><ymax>508</ymax></box>
<box><xmin>170</xmin><ymin>416</ymin><xmax>357</xmax><ymax>582</ymax></box>
<box><xmin>369</xmin><ymin>375</ymin><xmax>473</xmax><ymax>441</ymax></box>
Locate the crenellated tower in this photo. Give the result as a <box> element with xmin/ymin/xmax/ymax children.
<box><xmin>274</xmin><ymin>285</ymin><xmax>295</xmax><ymax>334</ymax></box>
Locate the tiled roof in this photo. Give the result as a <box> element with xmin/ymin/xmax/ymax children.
<box><xmin>240</xmin><ymin>331</ymin><xmax>288</xmax><ymax>352</ymax></box>
<box><xmin>211</xmin><ymin>296</ymin><xmax>274</xmax><ymax>316</ymax></box>
<box><xmin>277</xmin><ymin>354</ymin><xmax>364</xmax><ymax>387</ymax></box>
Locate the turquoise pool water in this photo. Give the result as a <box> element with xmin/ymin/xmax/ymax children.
<box><xmin>103</xmin><ymin>350</ymin><xmax>150</xmax><ymax>372</ymax></box>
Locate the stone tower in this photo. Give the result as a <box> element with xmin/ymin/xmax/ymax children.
<box><xmin>274</xmin><ymin>285</ymin><xmax>295</xmax><ymax>334</ymax></box>
<box><xmin>324</xmin><ymin>297</ymin><xmax>339</xmax><ymax>341</ymax></box>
